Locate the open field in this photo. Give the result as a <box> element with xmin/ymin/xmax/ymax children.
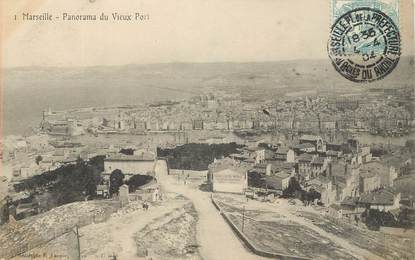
<box><xmin>214</xmin><ymin>194</ymin><xmax>415</xmax><ymax>260</ymax></box>
<box><xmin>297</xmin><ymin>211</ymin><xmax>415</xmax><ymax>260</ymax></box>
<box><xmin>215</xmin><ymin>198</ymin><xmax>356</xmax><ymax>259</ymax></box>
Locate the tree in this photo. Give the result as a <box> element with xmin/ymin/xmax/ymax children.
<box><xmin>363</xmin><ymin>209</ymin><xmax>398</xmax><ymax>230</ymax></box>
<box><xmin>120</xmin><ymin>148</ymin><xmax>135</xmax><ymax>155</ymax></box>
<box><xmin>89</xmin><ymin>155</ymin><xmax>106</xmax><ymax>172</ymax></box>
<box><xmin>247</xmin><ymin>171</ymin><xmax>266</xmax><ymax>188</ymax></box>
<box><xmin>405</xmin><ymin>140</ymin><xmax>415</xmax><ymax>153</ymax></box>
<box><xmin>282</xmin><ymin>177</ymin><xmax>302</xmax><ymax>197</ymax></box>
<box><xmin>126</xmin><ymin>174</ymin><xmax>154</xmax><ymax>193</ymax></box>
<box><xmin>35</xmin><ymin>155</ymin><xmax>43</xmax><ymax>165</ymax></box>
<box><xmin>398</xmin><ymin>208</ymin><xmax>413</xmax><ymax>228</ymax></box>
<box><xmin>157</xmin><ymin>143</ymin><xmax>243</xmax><ymax>170</ymax></box>
<box><xmin>109</xmin><ymin>169</ymin><xmax>125</xmax><ymax>196</ymax></box>
<box><xmin>16</xmin><ymin>157</ymin><xmax>103</xmax><ymax>211</ymax></box>
<box><xmin>84</xmin><ymin>165</ymin><xmax>101</xmax><ymax>198</ymax></box>
<box><xmin>52</xmin><ymin>163</ymin><xmax>86</xmax><ymax>205</ymax></box>
<box><xmin>370</xmin><ymin>144</ymin><xmax>387</xmax><ymax>157</ymax></box>
<box><xmin>51</xmin><ymin>159</ymin><xmax>101</xmax><ymax>205</ymax></box>
<box><xmin>307</xmin><ymin>188</ymin><xmax>321</xmax><ymax>202</ymax></box>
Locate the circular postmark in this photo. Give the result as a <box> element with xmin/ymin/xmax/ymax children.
<box><xmin>328</xmin><ymin>7</ymin><xmax>401</xmax><ymax>83</ymax></box>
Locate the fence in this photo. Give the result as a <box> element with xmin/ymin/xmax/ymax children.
<box><xmin>0</xmin><ymin>200</ymin><xmax>121</xmax><ymax>259</ymax></box>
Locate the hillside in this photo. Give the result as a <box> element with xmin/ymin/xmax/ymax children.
<box><xmin>3</xmin><ymin>57</ymin><xmax>414</xmax><ymax>135</ymax></box>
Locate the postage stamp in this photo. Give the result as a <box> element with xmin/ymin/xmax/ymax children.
<box><xmin>328</xmin><ymin>0</ymin><xmax>401</xmax><ymax>82</ymax></box>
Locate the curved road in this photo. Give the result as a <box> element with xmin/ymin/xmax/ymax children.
<box><xmin>155</xmin><ymin>160</ymin><xmax>265</xmax><ymax>260</ymax></box>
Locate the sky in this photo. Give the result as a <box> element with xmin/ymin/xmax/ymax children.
<box><xmin>1</xmin><ymin>0</ymin><xmax>414</xmax><ymax>67</ymax></box>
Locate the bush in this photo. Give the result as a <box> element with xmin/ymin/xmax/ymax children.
<box><xmin>109</xmin><ymin>169</ymin><xmax>125</xmax><ymax>196</ymax></box>
<box><xmin>126</xmin><ymin>174</ymin><xmax>154</xmax><ymax>193</ymax></box>
<box><xmin>35</xmin><ymin>155</ymin><xmax>43</xmax><ymax>165</ymax></box>
<box><xmin>158</xmin><ymin>143</ymin><xmax>243</xmax><ymax>170</ymax></box>
<box><xmin>247</xmin><ymin>171</ymin><xmax>266</xmax><ymax>188</ymax></box>
<box><xmin>120</xmin><ymin>148</ymin><xmax>135</xmax><ymax>155</ymax></box>
<box><xmin>50</xmin><ymin>159</ymin><xmax>102</xmax><ymax>205</ymax></box>
<box><xmin>363</xmin><ymin>209</ymin><xmax>397</xmax><ymax>229</ymax></box>
<box><xmin>20</xmin><ymin>157</ymin><xmax>103</xmax><ymax>206</ymax></box>
<box><xmin>282</xmin><ymin>177</ymin><xmax>302</xmax><ymax>198</ymax></box>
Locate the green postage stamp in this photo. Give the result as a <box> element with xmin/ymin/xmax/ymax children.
<box><xmin>328</xmin><ymin>0</ymin><xmax>401</xmax><ymax>82</ymax></box>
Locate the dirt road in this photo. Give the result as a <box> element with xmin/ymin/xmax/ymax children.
<box><xmin>155</xmin><ymin>160</ymin><xmax>265</xmax><ymax>260</ymax></box>
<box><xmin>106</xmin><ymin>203</ymin><xmax>185</xmax><ymax>259</ymax></box>
<box><xmin>78</xmin><ymin>200</ymin><xmax>187</xmax><ymax>259</ymax></box>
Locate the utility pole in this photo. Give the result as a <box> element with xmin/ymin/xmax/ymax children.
<box><xmin>242</xmin><ymin>206</ymin><xmax>246</xmax><ymax>233</ymax></box>
<box><xmin>74</xmin><ymin>225</ymin><xmax>81</xmax><ymax>260</ymax></box>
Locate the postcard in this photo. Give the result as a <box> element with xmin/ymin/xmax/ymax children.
<box><xmin>0</xmin><ymin>0</ymin><xmax>414</xmax><ymax>259</ymax></box>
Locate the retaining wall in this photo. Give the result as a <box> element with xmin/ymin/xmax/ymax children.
<box><xmin>211</xmin><ymin>196</ymin><xmax>311</xmax><ymax>260</ymax></box>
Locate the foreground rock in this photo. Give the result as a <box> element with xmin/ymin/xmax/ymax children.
<box><xmin>135</xmin><ymin>200</ymin><xmax>201</xmax><ymax>259</ymax></box>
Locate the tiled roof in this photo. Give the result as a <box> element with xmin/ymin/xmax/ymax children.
<box><xmin>300</xmin><ymin>135</ymin><xmax>321</xmax><ymax>141</ymax></box>
<box><xmin>327</xmin><ymin>141</ymin><xmax>343</xmax><ymax>146</ymax></box>
<box><xmin>245</xmin><ymin>147</ymin><xmax>265</xmax><ymax>152</ymax></box>
<box><xmin>336</xmin><ymin>181</ymin><xmax>346</xmax><ymax>189</ymax></box>
<box><xmin>341</xmin><ymin>196</ymin><xmax>359</xmax><ymax>206</ymax></box>
<box><xmin>264</xmin><ymin>150</ymin><xmax>276</xmax><ymax>160</ymax></box>
<box><xmin>255</xmin><ymin>163</ymin><xmax>268</xmax><ymax>169</ymax></box>
<box><xmin>316</xmin><ymin>175</ymin><xmax>331</xmax><ymax>183</ymax></box>
<box><xmin>335</xmin><ymin>175</ymin><xmax>347</xmax><ymax>185</ymax></box>
<box><xmin>359</xmin><ymin>188</ymin><xmax>399</xmax><ymax>205</ymax></box>
<box><xmin>276</xmin><ymin>148</ymin><xmax>289</xmax><ymax>154</ymax></box>
<box><xmin>360</xmin><ymin>161</ymin><xmax>388</xmax><ymax>175</ymax></box>
<box><xmin>269</xmin><ymin>161</ymin><xmax>295</xmax><ymax>171</ymax></box>
<box><xmin>273</xmin><ymin>171</ymin><xmax>291</xmax><ymax>179</ymax></box>
<box><xmin>298</xmin><ymin>143</ymin><xmax>315</xmax><ymax>149</ymax></box>
<box><xmin>244</xmin><ymin>158</ymin><xmax>256</xmax><ymax>163</ymax></box>
<box><xmin>326</xmin><ymin>150</ymin><xmax>340</xmax><ymax>156</ymax></box>
<box><xmin>331</xmin><ymin>161</ymin><xmax>351</xmax><ymax>177</ymax></box>
<box><xmin>312</xmin><ymin>157</ymin><xmax>326</xmax><ymax>165</ymax></box>
<box><xmin>209</xmin><ymin>158</ymin><xmax>251</xmax><ymax>174</ymax></box>
<box><xmin>329</xmin><ymin>204</ymin><xmax>343</xmax><ymax>210</ymax></box>
<box><xmin>264</xmin><ymin>176</ymin><xmax>284</xmax><ymax>190</ymax></box>
<box><xmin>298</xmin><ymin>153</ymin><xmax>313</xmax><ymax>162</ymax></box>
<box><xmin>360</xmin><ymin>170</ymin><xmax>378</xmax><ymax>179</ymax></box>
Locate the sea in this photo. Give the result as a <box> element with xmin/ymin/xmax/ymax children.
<box><xmin>3</xmin><ymin>62</ymin><xmax>414</xmax><ymax>146</ymax></box>
<box><xmin>3</xmin><ymin>68</ymin><xmax>196</xmax><ymax>136</ymax></box>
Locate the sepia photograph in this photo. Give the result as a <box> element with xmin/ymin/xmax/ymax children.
<box><xmin>0</xmin><ymin>0</ymin><xmax>414</xmax><ymax>259</ymax></box>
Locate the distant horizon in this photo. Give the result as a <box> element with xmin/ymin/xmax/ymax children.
<box><xmin>2</xmin><ymin>57</ymin><xmax>339</xmax><ymax>69</ymax></box>
<box><xmin>3</xmin><ymin>55</ymin><xmax>414</xmax><ymax>136</ymax></box>
<box><xmin>3</xmin><ymin>55</ymin><xmax>415</xmax><ymax>69</ymax></box>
